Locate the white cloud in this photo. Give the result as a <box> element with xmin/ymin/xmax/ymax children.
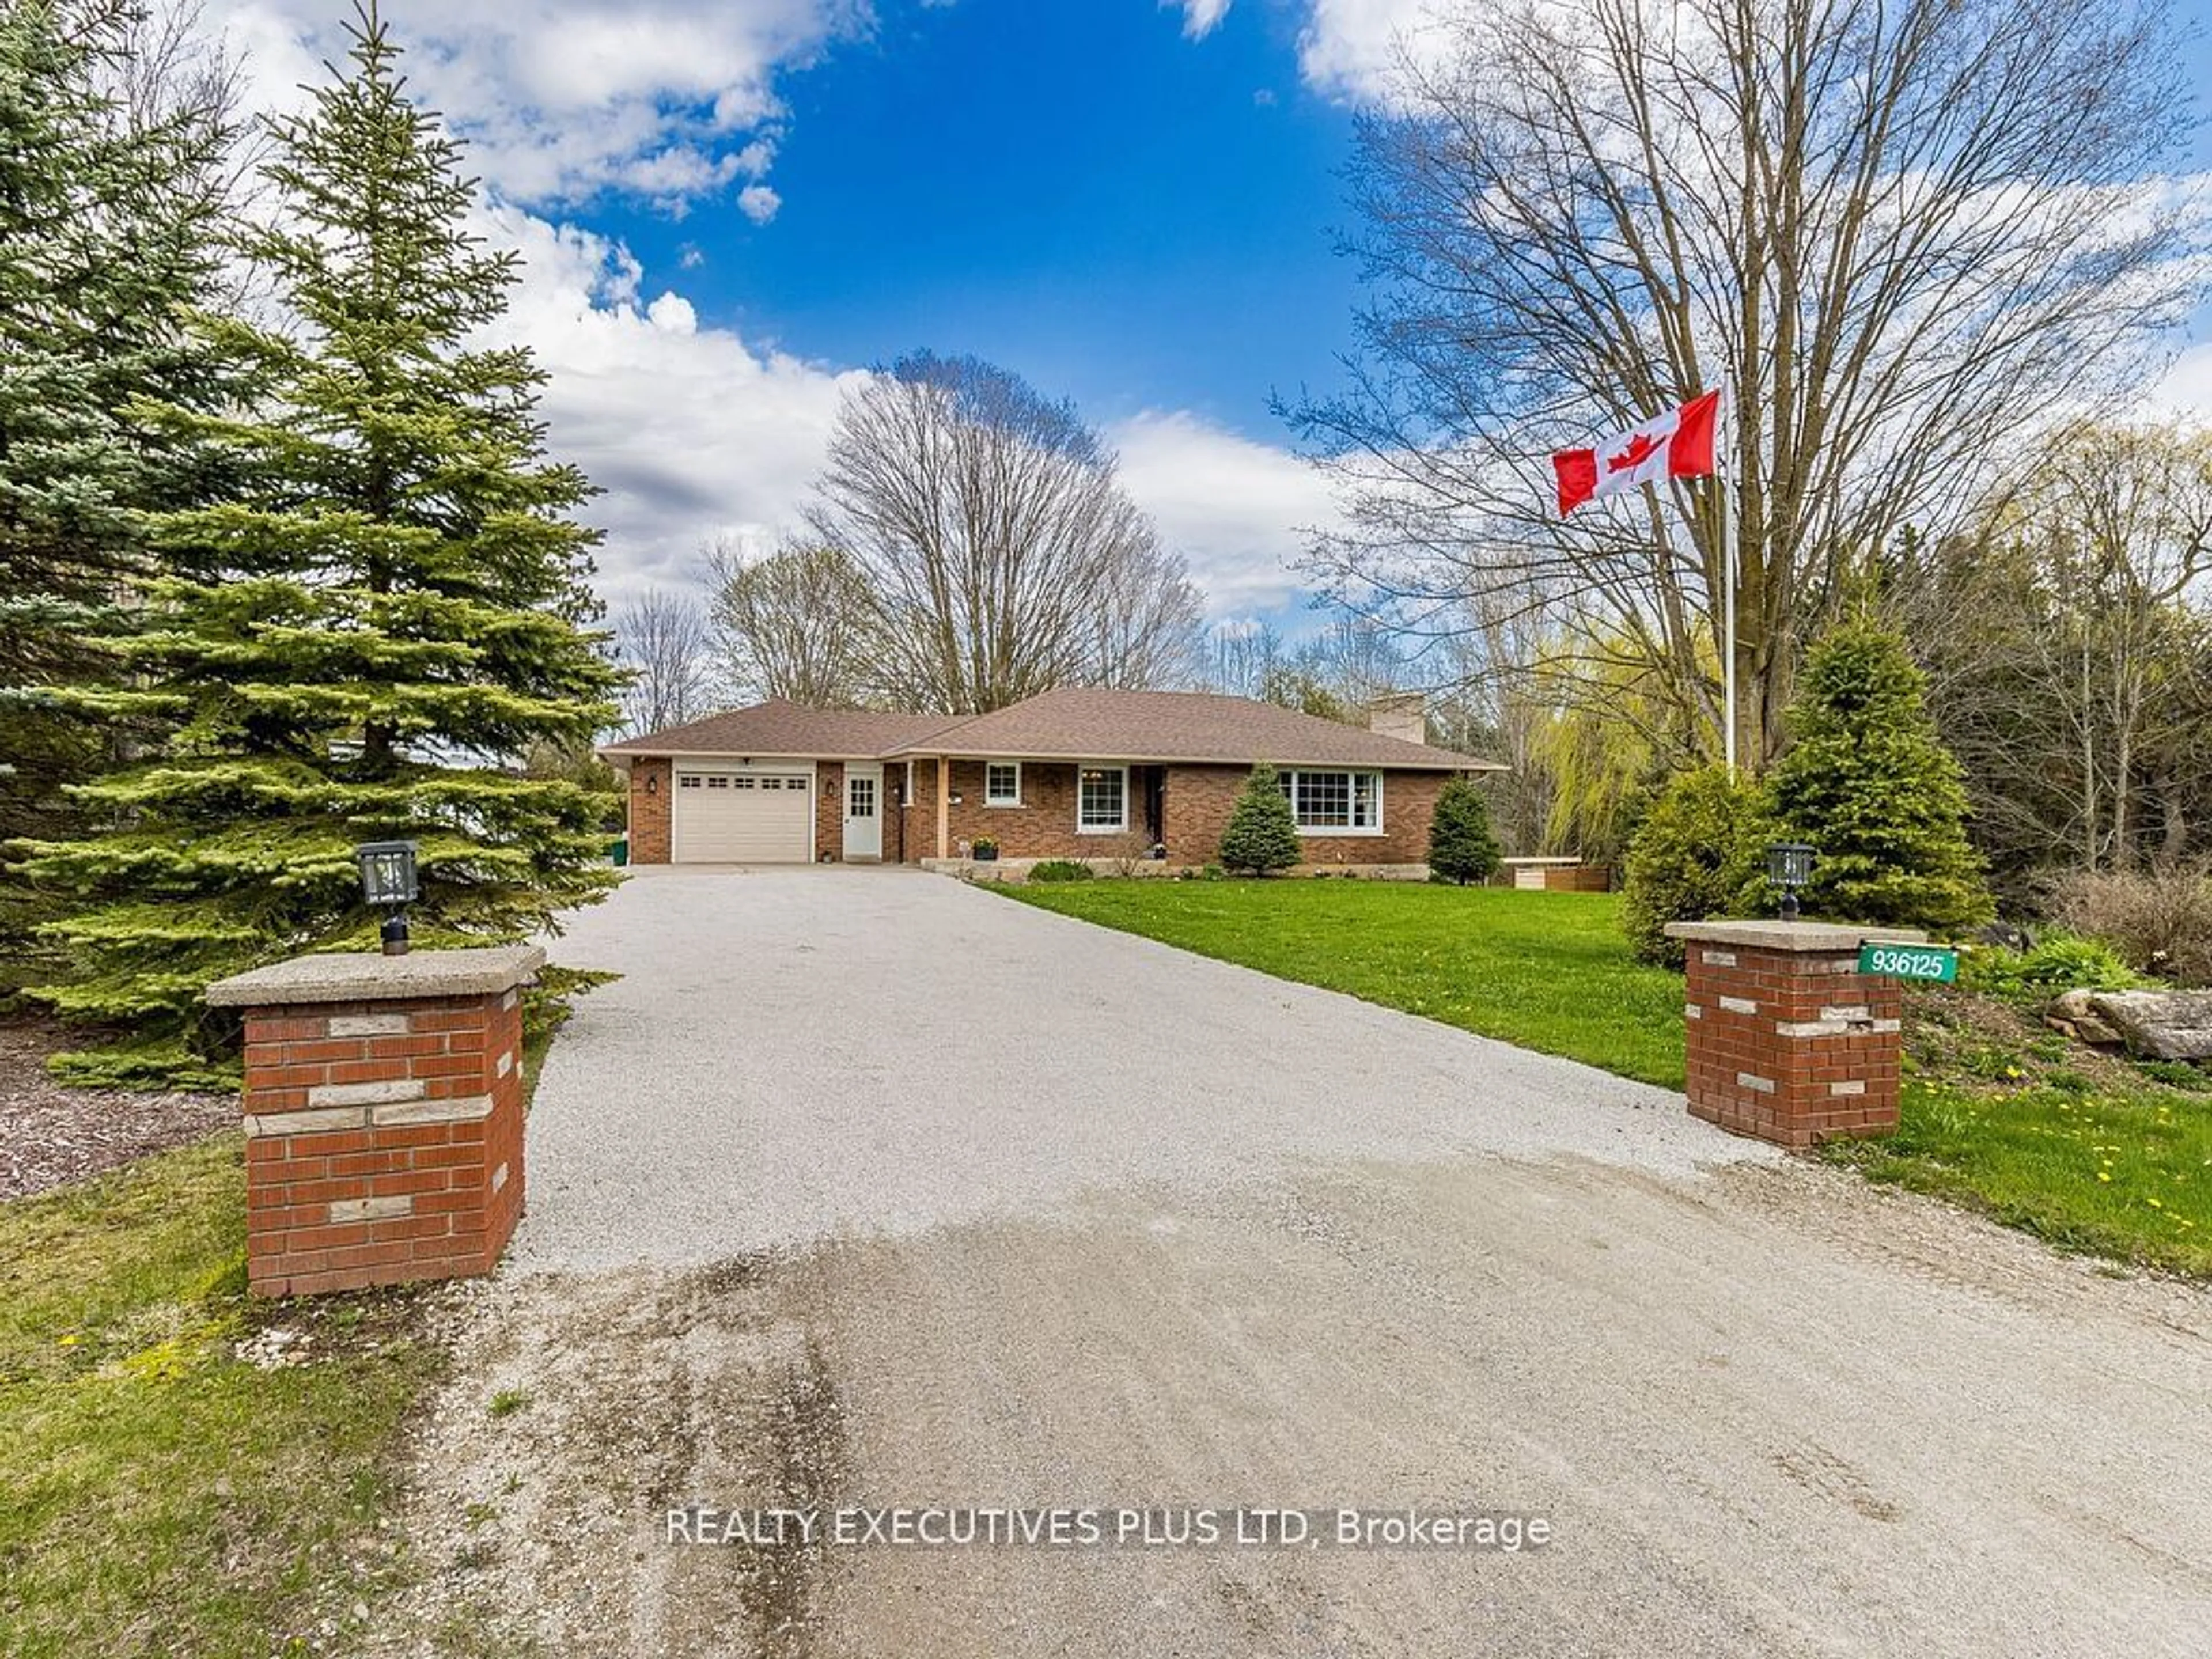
<box><xmin>481</xmin><ymin>207</ymin><xmax>865</xmax><ymax>605</ymax></box>
<box><xmin>1168</xmin><ymin>0</ymin><xmax>1234</xmax><ymax>41</ymax></box>
<box><xmin>737</xmin><ymin>183</ymin><xmax>783</xmax><ymax>225</ymax></box>
<box><xmin>480</xmin><ymin>241</ymin><xmax>1339</xmax><ymax>619</ymax></box>
<box><xmin>2152</xmin><ymin>338</ymin><xmax>2212</xmax><ymax>425</ymax></box>
<box><xmin>1296</xmin><ymin>0</ymin><xmax>1446</xmax><ymax>103</ymax></box>
<box><xmin>176</xmin><ymin>1</ymin><xmax>1354</xmax><ymax>626</ymax></box>
<box><xmin>196</xmin><ymin>0</ymin><xmax>860</xmax><ymax>211</ymax></box>
<box><xmin>1108</xmin><ymin>410</ymin><xmax>1346</xmax><ymax>613</ymax></box>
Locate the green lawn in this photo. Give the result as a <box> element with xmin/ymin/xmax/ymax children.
<box><xmin>1005</xmin><ymin>880</ymin><xmax>1689</xmax><ymax>1087</ymax></box>
<box><xmin>0</xmin><ymin>1136</ymin><xmax>442</xmax><ymax>1658</ymax></box>
<box><xmin>1002</xmin><ymin>878</ymin><xmax>2212</xmax><ymax>1276</ymax></box>
<box><xmin>1830</xmin><ymin>994</ymin><xmax>2212</xmax><ymax>1277</ymax></box>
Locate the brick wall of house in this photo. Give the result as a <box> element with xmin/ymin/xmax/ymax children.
<box><xmin>1161</xmin><ymin>764</ymin><xmax>1446</xmax><ymax>867</ymax></box>
<box><xmin>1681</xmin><ymin>942</ymin><xmax>1904</xmax><ymax>1148</ymax></box>
<box><xmin>239</xmin><ymin>988</ymin><xmax>528</xmax><ymax>1296</ymax></box>
<box><xmin>885</xmin><ymin>759</ymin><xmax>1457</xmax><ymax>866</ymax></box>
<box><xmin>813</xmin><ymin>761</ymin><xmax>844</xmax><ymax>861</ymax></box>
<box><xmin>627</xmin><ymin>758</ymin><xmax>671</xmax><ymax>864</ymax></box>
<box><xmin>898</xmin><ymin>758</ymin><xmax>933</xmax><ymax>861</ymax></box>
<box><xmin>640</xmin><ymin>752</ymin><xmax>1459</xmax><ymax>866</ymax></box>
<box><xmin>935</xmin><ymin>761</ymin><xmax>1144</xmax><ymax>860</ymax></box>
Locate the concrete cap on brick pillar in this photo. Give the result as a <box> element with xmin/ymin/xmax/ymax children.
<box><xmin>205</xmin><ymin>943</ymin><xmax>546</xmax><ymax>1006</ymax></box>
<box><xmin>1665</xmin><ymin>919</ymin><xmax>1927</xmax><ymax>953</ymax></box>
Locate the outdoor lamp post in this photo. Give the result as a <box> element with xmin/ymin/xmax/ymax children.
<box><xmin>357</xmin><ymin>840</ymin><xmax>419</xmax><ymax>956</ymax></box>
<box><xmin>1767</xmin><ymin>841</ymin><xmax>1815</xmax><ymax>922</ymax></box>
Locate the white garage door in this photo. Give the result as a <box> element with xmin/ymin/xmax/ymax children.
<box><xmin>671</xmin><ymin>767</ymin><xmax>814</xmax><ymax>863</ymax></box>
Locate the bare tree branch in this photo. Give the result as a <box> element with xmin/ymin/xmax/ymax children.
<box><xmin>807</xmin><ymin>352</ymin><xmax>1205</xmax><ymax>714</ymax></box>
<box><xmin>705</xmin><ymin>537</ymin><xmax>880</xmax><ymax>708</ymax></box>
<box><xmin>613</xmin><ymin>586</ymin><xmax>715</xmax><ymax>735</ymax></box>
<box><xmin>1287</xmin><ymin>0</ymin><xmax>2208</xmax><ymax>767</ymax></box>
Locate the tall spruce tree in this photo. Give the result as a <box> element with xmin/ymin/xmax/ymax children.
<box><xmin>1765</xmin><ymin>615</ymin><xmax>1993</xmax><ymax>933</ymax></box>
<box><xmin>18</xmin><ymin>3</ymin><xmax>623</xmax><ymax>1085</ymax></box>
<box><xmin>0</xmin><ymin>0</ymin><xmax>236</xmax><ymax>963</ymax></box>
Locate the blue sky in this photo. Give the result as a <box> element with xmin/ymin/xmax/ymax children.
<box><xmin>205</xmin><ymin>0</ymin><xmax>2212</xmax><ymax>630</ymax></box>
<box><xmin>594</xmin><ymin>0</ymin><xmax>1363</xmax><ymax>441</ymax></box>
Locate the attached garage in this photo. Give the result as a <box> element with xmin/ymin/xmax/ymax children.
<box><xmin>670</xmin><ymin>764</ymin><xmax>815</xmax><ymax>863</ymax></box>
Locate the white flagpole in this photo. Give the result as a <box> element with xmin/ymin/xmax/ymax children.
<box><xmin>1722</xmin><ymin>387</ymin><xmax>1738</xmax><ymax>778</ymax></box>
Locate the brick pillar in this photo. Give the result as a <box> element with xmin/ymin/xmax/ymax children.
<box><xmin>1664</xmin><ymin>921</ymin><xmax>1923</xmax><ymax>1150</ymax></box>
<box><xmin>206</xmin><ymin>945</ymin><xmax>545</xmax><ymax>1297</ymax></box>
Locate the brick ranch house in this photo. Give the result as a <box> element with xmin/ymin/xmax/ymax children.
<box><xmin>602</xmin><ymin>686</ymin><xmax>1502</xmax><ymax>868</ymax></box>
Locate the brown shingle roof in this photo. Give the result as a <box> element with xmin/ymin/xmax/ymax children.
<box><xmin>901</xmin><ymin>688</ymin><xmax>1498</xmax><ymax>771</ymax></box>
<box><xmin>605</xmin><ymin>688</ymin><xmax>1501</xmax><ymax>771</ymax></box>
<box><xmin>600</xmin><ymin>699</ymin><xmax>959</xmax><ymax>759</ymax></box>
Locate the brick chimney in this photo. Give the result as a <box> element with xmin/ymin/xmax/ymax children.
<box><xmin>1367</xmin><ymin>692</ymin><xmax>1426</xmax><ymax>746</ymax></box>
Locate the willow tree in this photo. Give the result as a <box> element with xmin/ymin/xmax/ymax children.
<box><xmin>1290</xmin><ymin>0</ymin><xmax>2205</xmax><ymax>768</ymax></box>
<box><xmin>20</xmin><ymin>3</ymin><xmax>622</xmax><ymax>1085</ymax></box>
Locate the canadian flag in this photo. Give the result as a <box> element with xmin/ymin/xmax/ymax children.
<box><xmin>1552</xmin><ymin>389</ymin><xmax>1723</xmax><ymax>516</ymax></box>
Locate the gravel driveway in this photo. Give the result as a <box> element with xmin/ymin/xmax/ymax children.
<box><xmin>363</xmin><ymin>868</ymin><xmax>2212</xmax><ymax>1659</ymax></box>
<box><xmin>514</xmin><ymin>866</ymin><xmax>1774</xmax><ymax>1270</ymax></box>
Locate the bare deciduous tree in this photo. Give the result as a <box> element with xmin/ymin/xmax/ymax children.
<box><xmin>705</xmin><ymin>537</ymin><xmax>880</xmax><ymax>707</ymax></box>
<box><xmin>1289</xmin><ymin>0</ymin><xmax>2207</xmax><ymax>767</ymax></box>
<box><xmin>1203</xmin><ymin>619</ymin><xmax>1286</xmax><ymax>700</ymax></box>
<box><xmin>1900</xmin><ymin>424</ymin><xmax>2212</xmax><ymax>885</ymax></box>
<box><xmin>613</xmin><ymin>586</ymin><xmax>715</xmax><ymax>735</ymax></box>
<box><xmin>809</xmin><ymin>352</ymin><xmax>1205</xmax><ymax>714</ymax></box>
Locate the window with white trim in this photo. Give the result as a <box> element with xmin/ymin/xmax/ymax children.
<box><xmin>1277</xmin><ymin>768</ymin><xmax>1383</xmax><ymax>833</ymax></box>
<box><xmin>1077</xmin><ymin>765</ymin><xmax>1126</xmax><ymax>833</ymax></box>
<box><xmin>985</xmin><ymin>762</ymin><xmax>1022</xmax><ymax>806</ymax></box>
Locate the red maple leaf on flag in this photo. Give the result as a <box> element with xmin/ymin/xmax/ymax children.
<box><xmin>1605</xmin><ymin>430</ymin><xmax>1661</xmax><ymax>474</ymax></box>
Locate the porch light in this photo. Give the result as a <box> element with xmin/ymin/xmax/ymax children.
<box><xmin>357</xmin><ymin>840</ymin><xmax>419</xmax><ymax>956</ymax></box>
<box><xmin>1767</xmin><ymin>842</ymin><xmax>1815</xmax><ymax>922</ymax></box>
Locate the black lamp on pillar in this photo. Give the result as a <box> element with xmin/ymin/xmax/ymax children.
<box><xmin>357</xmin><ymin>840</ymin><xmax>419</xmax><ymax>956</ymax></box>
<box><xmin>1767</xmin><ymin>841</ymin><xmax>1815</xmax><ymax>922</ymax></box>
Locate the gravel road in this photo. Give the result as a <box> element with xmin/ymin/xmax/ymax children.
<box><xmin>358</xmin><ymin>869</ymin><xmax>2212</xmax><ymax>1658</ymax></box>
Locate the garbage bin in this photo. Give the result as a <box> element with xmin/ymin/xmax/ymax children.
<box><xmin>609</xmin><ymin>834</ymin><xmax>629</xmax><ymax>868</ymax></box>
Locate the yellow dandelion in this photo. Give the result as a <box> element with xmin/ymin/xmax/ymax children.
<box><xmin>2097</xmin><ymin>1172</ymin><xmax>2114</xmax><ymax>1183</ymax></box>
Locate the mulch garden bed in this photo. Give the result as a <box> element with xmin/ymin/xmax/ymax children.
<box><xmin>0</xmin><ymin>1018</ymin><xmax>236</xmax><ymax>1200</ymax></box>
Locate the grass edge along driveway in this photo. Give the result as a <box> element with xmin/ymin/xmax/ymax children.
<box><xmin>1003</xmin><ymin>882</ymin><xmax>1687</xmax><ymax>1088</ymax></box>
<box><xmin>0</xmin><ymin>1136</ymin><xmax>444</xmax><ymax>1659</ymax></box>
<box><xmin>1001</xmin><ymin>880</ymin><xmax>2212</xmax><ymax>1278</ymax></box>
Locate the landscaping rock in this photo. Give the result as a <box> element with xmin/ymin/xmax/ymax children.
<box><xmin>2046</xmin><ymin>990</ymin><xmax>2127</xmax><ymax>1048</ymax></box>
<box><xmin>2081</xmin><ymin>990</ymin><xmax>2212</xmax><ymax>1062</ymax></box>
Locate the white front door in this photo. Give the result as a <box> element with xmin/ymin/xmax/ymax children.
<box><xmin>842</xmin><ymin>764</ymin><xmax>883</xmax><ymax>860</ymax></box>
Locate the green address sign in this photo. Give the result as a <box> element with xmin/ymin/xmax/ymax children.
<box><xmin>1857</xmin><ymin>942</ymin><xmax>1959</xmax><ymax>983</ymax></box>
